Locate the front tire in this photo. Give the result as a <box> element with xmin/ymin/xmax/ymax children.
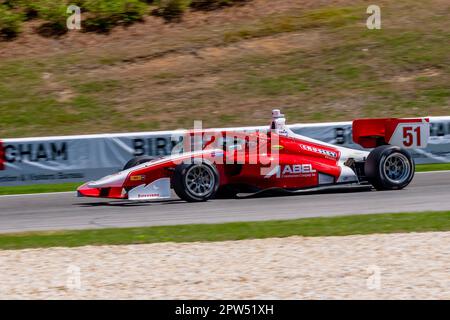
<box><xmin>365</xmin><ymin>145</ymin><xmax>414</xmax><ymax>190</ymax></box>
<box><xmin>123</xmin><ymin>155</ymin><xmax>157</xmax><ymax>170</ymax></box>
<box><xmin>172</xmin><ymin>160</ymin><xmax>220</xmax><ymax>202</ymax></box>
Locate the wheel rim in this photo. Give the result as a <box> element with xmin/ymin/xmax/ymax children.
<box><xmin>185</xmin><ymin>165</ymin><xmax>215</xmax><ymax>197</ymax></box>
<box><xmin>383</xmin><ymin>153</ymin><xmax>411</xmax><ymax>184</ymax></box>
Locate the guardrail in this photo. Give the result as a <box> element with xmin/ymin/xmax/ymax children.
<box><xmin>1</xmin><ymin>117</ymin><xmax>449</xmax><ymax>186</ymax></box>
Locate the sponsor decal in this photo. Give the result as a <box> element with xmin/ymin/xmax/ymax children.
<box><xmin>271</xmin><ymin>145</ymin><xmax>284</xmax><ymax>150</ymax></box>
<box><xmin>137</xmin><ymin>193</ymin><xmax>161</xmax><ymax>198</ymax></box>
<box><xmin>130</xmin><ymin>175</ymin><xmax>146</xmax><ymax>181</ymax></box>
<box><xmin>133</xmin><ymin>137</ymin><xmax>177</xmax><ymax>157</ymax></box>
<box><xmin>0</xmin><ymin>172</ymin><xmax>84</xmax><ymax>183</ymax></box>
<box><xmin>389</xmin><ymin>122</ymin><xmax>429</xmax><ymax>149</ymax></box>
<box><xmin>2</xmin><ymin>142</ymin><xmax>68</xmax><ymax>163</ymax></box>
<box><xmin>128</xmin><ymin>178</ymin><xmax>171</xmax><ymax>200</ymax></box>
<box><xmin>264</xmin><ymin>164</ymin><xmax>317</xmax><ymax>178</ymax></box>
<box><xmin>300</xmin><ymin>144</ymin><xmax>337</xmax><ymax>158</ymax></box>
<box><xmin>0</xmin><ymin>140</ymin><xmax>4</xmax><ymax>170</ymax></box>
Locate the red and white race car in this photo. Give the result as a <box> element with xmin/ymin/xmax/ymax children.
<box><xmin>77</xmin><ymin>110</ymin><xmax>430</xmax><ymax>202</ymax></box>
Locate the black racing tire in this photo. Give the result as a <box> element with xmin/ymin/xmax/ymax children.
<box><xmin>172</xmin><ymin>160</ymin><xmax>220</xmax><ymax>202</ymax></box>
<box><xmin>123</xmin><ymin>155</ymin><xmax>157</xmax><ymax>171</ymax></box>
<box><xmin>365</xmin><ymin>145</ymin><xmax>415</xmax><ymax>190</ymax></box>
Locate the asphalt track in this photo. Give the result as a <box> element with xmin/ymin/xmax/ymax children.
<box><xmin>0</xmin><ymin>171</ymin><xmax>449</xmax><ymax>234</ymax></box>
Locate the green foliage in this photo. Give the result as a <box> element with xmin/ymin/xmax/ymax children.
<box><xmin>0</xmin><ymin>1</ymin><xmax>448</xmax><ymax>135</ymax></box>
<box><xmin>190</xmin><ymin>0</ymin><xmax>246</xmax><ymax>10</ymax></box>
<box><xmin>1</xmin><ymin>0</ymin><xmax>251</xmax><ymax>36</ymax></box>
<box><xmin>33</xmin><ymin>0</ymin><xmax>68</xmax><ymax>29</ymax></box>
<box><xmin>0</xmin><ymin>4</ymin><xmax>23</xmax><ymax>39</ymax></box>
<box><xmin>3</xmin><ymin>0</ymin><xmax>148</xmax><ymax>35</ymax></box>
<box><xmin>154</xmin><ymin>0</ymin><xmax>191</xmax><ymax>21</ymax></box>
<box><xmin>223</xmin><ymin>6</ymin><xmax>362</xmax><ymax>43</ymax></box>
<box><xmin>84</xmin><ymin>0</ymin><xmax>148</xmax><ymax>32</ymax></box>
<box><xmin>153</xmin><ymin>0</ymin><xmax>247</xmax><ymax>20</ymax></box>
<box><xmin>9</xmin><ymin>0</ymin><xmax>40</xmax><ymax>20</ymax></box>
<box><xmin>0</xmin><ymin>0</ymin><xmax>17</xmax><ymax>8</ymax></box>
<box><xmin>227</xmin><ymin>74</ymin><xmax>308</xmax><ymax>96</ymax></box>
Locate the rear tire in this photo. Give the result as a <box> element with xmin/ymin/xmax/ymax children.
<box><xmin>365</xmin><ymin>145</ymin><xmax>414</xmax><ymax>190</ymax></box>
<box><xmin>172</xmin><ymin>160</ymin><xmax>219</xmax><ymax>202</ymax></box>
<box><xmin>123</xmin><ymin>155</ymin><xmax>157</xmax><ymax>170</ymax></box>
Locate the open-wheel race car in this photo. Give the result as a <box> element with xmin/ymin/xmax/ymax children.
<box><xmin>77</xmin><ymin>110</ymin><xmax>430</xmax><ymax>202</ymax></box>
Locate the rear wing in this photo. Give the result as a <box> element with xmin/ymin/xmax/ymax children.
<box><xmin>352</xmin><ymin>118</ymin><xmax>430</xmax><ymax>149</ymax></box>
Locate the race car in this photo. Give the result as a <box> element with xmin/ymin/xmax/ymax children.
<box><xmin>77</xmin><ymin>110</ymin><xmax>430</xmax><ymax>202</ymax></box>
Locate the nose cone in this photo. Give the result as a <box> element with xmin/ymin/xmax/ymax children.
<box><xmin>77</xmin><ymin>170</ymin><xmax>129</xmax><ymax>198</ymax></box>
<box><xmin>87</xmin><ymin>170</ymin><xmax>129</xmax><ymax>188</ymax></box>
<box><xmin>77</xmin><ymin>182</ymin><xmax>101</xmax><ymax>197</ymax></box>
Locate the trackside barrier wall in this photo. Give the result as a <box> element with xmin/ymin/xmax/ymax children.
<box><xmin>0</xmin><ymin>117</ymin><xmax>449</xmax><ymax>186</ymax></box>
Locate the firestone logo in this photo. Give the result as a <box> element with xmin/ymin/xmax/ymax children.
<box><xmin>300</xmin><ymin>144</ymin><xmax>338</xmax><ymax>158</ymax></box>
<box><xmin>138</xmin><ymin>193</ymin><xmax>161</xmax><ymax>198</ymax></box>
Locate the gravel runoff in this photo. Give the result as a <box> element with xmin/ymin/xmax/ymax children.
<box><xmin>0</xmin><ymin>232</ymin><xmax>449</xmax><ymax>299</ymax></box>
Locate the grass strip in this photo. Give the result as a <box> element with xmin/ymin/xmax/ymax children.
<box><xmin>0</xmin><ymin>211</ymin><xmax>449</xmax><ymax>250</ymax></box>
<box><xmin>415</xmin><ymin>163</ymin><xmax>450</xmax><ymax>172</ymax></box>
<box><xmin>0</xmin><ymin>182</ymin><xmax>82</xmax><ymax>196</ymax></box>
